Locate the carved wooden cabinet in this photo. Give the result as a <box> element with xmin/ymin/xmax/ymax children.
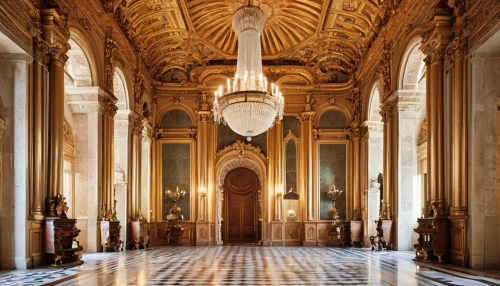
<box><xmin>413</xmin><ymin>218</ymin><xmax>449</xmax><ymax>262</ymax></box>
<box><xmin>328</xmin><ymin>222</ymin><xmax>350</xmax><ymax>247</ymax></box>
<box><xmin>100</xmin><ymin>221</ymin><xmax>123</xmax><ymax>252</ymax></box>
<box><xmin>130</xmin><ymin>220</ymin><xmax>150</xmax><ymax>249</ymax></box>
<box><xmin>44</xmin><ymin>218</ymin><xmax>84</xmax><ymax>267</ymax></box>
<box><xmin>165</xmin><ymin>220</ymin><xmax>184</xmax><ymax>246</ymax></box>
<box><xmin>350</xmin><ymin>220</ymin><xmax>363</xmax><ymax>247</ymax></box>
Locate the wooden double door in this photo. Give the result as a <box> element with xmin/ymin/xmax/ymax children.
<box><xmin>223</xmin><ymin>167</ymin><xmax>259</xmax><ymax>243</ymax></box>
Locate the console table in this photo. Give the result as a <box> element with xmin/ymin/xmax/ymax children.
<box><xmin>413</xmin><ymin>218</ymin><xmax>449</xmax><ymax>262</ymax></box>
<box><xmin>165</xmin><ymin>220</ymin><xmax>184</xmax><ymax>246</ymax></box>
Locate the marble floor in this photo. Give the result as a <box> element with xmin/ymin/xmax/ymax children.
<box><xmin>0</xmin><ymin>246</ymin><xmax>499</xmax><ymax>285</ymax></box>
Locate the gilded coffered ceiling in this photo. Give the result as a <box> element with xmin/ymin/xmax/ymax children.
<box><xmin>112</xmin><ymin>0</ymin><xmax>387</xmax><ymax>84</ymax></box>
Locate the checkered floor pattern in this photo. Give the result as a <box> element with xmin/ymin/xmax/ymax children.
<box><xmin>0</xmin><ymin>246</ymin><xmax>498</xmax><ymax>285</ymax></box>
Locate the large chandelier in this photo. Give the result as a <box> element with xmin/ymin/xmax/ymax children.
<box><xmin>213</xmin><ymin>4</ymin><xmax>284</xmax><ymax>141</ymax></box>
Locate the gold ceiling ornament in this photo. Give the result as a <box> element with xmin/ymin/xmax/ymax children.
<box><xmin>213</xmin><ymin>4</ymin><xmax>284</xmax><ymax>141</ymax></box>
<box><xmin>113</xmin><ymin>0</ymin><xmax>385</xmax><ymax>83</ymax></box>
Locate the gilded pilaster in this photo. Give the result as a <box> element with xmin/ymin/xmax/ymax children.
<box><xmin>446</xmin><ymin>36</ymin><xmax>468</xmax><ymax>216</ymax></box>
<box><xmin>130</xmin><ymin>116</ymin><xmax>145</xmax><ymax>220</ymax></box>
<box><xmin>380</xmin><ymin>104</ymin><xmax>393</xmax><ymax>218</ymax></box>
<box><xmin>446</xmin><ymin>1</ymin><xmax>469</xmax><ymax>264</ymax></box>
<box><xmin>103</xmin><ymin>98</ymin><xmax>118</xmax><ymax>210</ymax></box>
<box><xmin>299</xmin><ymin>100</ymin><xmax>315</xmax><ymax>221</ymax></box>
<box><xmin>41</xmin><ymin>8</ymin><xmax>70</xmax><ymax>200</ymax></box>
<box><xmin>275</xmin><ymin>120</ymin><xmax>283</xmax><ymax>221</ymax></box>
<box><xmin>196</xmin><ymin>94</ymin><xmax>213</xmax><ymax>222</ymax></box>
<box><xmin>349</xmin><ymin>88</ymin><xmax>362</xmax><ymax>220</ymax></box>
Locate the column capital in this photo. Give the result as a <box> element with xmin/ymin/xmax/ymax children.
<box><xmin>197</xmin><ymin>110</ymin><xmax>213</xmax><ymax>122</ymax></box>
<box><xmin>131</xmin><ymin>116</ymin><xmax>146</xmax><ymax>137</ymax></box>
<box><xmin>446</xmin><ymin>36</ymin><xmax>467</xmax><ymax>63</ymax></box>
<box><xmin>297</xmin><ymin>111</ymin><xmax>315</xmax><ymax>124</ymax></box>
<box><xmin>41</xmin><ymin>8</ymin><xmax>70</xmax><ymax>65</ymax></box>
<box><xmin>380</xmin><ymin>104</ymin><xmax>393</xmax><ymax>124</ymax></box>
<box><xmin>420</xmin><ymin>16</ymin><xmax>453</xmax><ymax>63</ymax></box>
<box><xmin>34</xmin><ymin>36</ymin><xmax>50</xmax><ymax>65</ymax></box>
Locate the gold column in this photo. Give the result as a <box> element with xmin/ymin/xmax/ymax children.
<box><xmin>31</xmin><ymin>37</ymin><xmax>49</xmax><ymax>219</ymax></box>
<box><xmin>197</xmin><ymin>96</ymin><xmax>212</xmax><ymax>221</ymax></box>
<box><xmin>42</xmin><ymin>8</ymin><xmax>69</xmax><ymax>199</ymax></box>
<box><xmin>129</xmin><ymin>116</ymin><xmax>144</xmax><ymax>219</ymax></box>
<box><xmin>275</xmin><ymin>120</ymin><xmax>283</xmax><ymax>220</ymax></box>
<box><xmin>103</xmin><ymin>99</ymin><xmax>117</xmax><ymax>209</ymax></box>
<box><xmin>352</xmin><ymin>134</ymin><xmax>361</xmax><ymax>216</ymax></box>
<box><xmin>447</xmin><ymin>36</ymin><xmax>468</xmax><ymax>266</ymax></box>
<box><xmin>300</xmin><ymin>100</ymin><xmax>315</xmax><ymax>221</ymax></box>
<box><xmin>268</xmin><ymin>122</ymin><xmax>277</xmax><ymax>220</ymax></box>
<box><xmin>431</xmin><ymin>50</ymin><xmax>446</xmax><ymax>215</ymax></box>
<box><xmin>381</xmin><ymin>104</ymin><xmax>393</xmax><ymax>216</ymax></box>
<box><xmin>424</xmin><ymin>56</ymin><xmax>433</xmax><ymax>202</ymax></box>
<box><xmin>420</xmin><ymin>16</ymin><xmax>453</xmax><ymax>216</ymax></box>
<box><xmin>449</xmin><ymin>38</ymin><xmax>467</xmax><ymax>216</ymax></box>
<box><xmin>135</xmin><ymin>120</ymin><xmax>143</xmax><ymax>217</ymax></box>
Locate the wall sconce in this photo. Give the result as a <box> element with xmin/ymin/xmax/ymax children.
<box><xmin>276</xmin><ymin>185</ymin><xmax>284</xmax><ymax>195</ymax></box>
<box><xmin>198</xmin><ymin>186</ymin><xmax>207</xmax><ymax>198</ymax></box>
<box><xmin>287</xmin><ymin>209</ymin><xmax>297</xmax><ymax>222</ymax></box>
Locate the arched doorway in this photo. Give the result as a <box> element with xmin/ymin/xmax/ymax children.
<box><xmin>223</xmin><ymin>167</ymin><xmax>260</xmax><ymax>244</ymax></box>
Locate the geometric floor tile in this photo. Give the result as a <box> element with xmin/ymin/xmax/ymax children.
<box><xmin>0</xmin><ymin>246</ymin><xmax>499</xmax><ymax>285</ymax></box>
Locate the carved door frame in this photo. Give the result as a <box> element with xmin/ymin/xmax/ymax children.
<box><xmin>215</xmin><ymin>140</ymin><xmax>267</xmax><ymax>245</ymax></box>
<box><xmin>223</xmin><ymin>167</ymin><xmax>259</xmax><ymax>243</ymax></box>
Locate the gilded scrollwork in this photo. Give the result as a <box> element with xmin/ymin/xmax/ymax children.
<box><xmin>104</xmin><ymin>28</ymin><xmax>117</xmax><ymax>92</ymax></box>
<box><xmin>215</xmin><ymin>140</ymin><xmax>267</xmax><ymax>163</ymax></box>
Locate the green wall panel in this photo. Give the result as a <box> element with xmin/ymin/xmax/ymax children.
<box><xmin>162</xmin><ymin>143</ymin><xmax>191</xmax><ymax>220</ymax></box>
<box><xmin>319</xmin><ymin>144</ymin><xmax>347</xmax><ymax>220</ymax></box>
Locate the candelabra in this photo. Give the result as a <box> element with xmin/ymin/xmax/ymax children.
<box><xmin>165</xmin><ymin>186</ymin><xmax>186</xmax><ymax>221</ymax></box>
<box><xmin>328</xmin><ymin>184</ymin><xmax>343</xmax><ymax>220</ymax></box>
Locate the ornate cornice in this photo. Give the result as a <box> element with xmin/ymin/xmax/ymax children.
<box><xmin>466</xmin><ymin>0</ymin><xmax>500</xmax><ymax>50</ymax></box>
<box><xmin>0</xmin><ymin>0</ymin><xmax>40</xmax><ymax>47</ymax></box>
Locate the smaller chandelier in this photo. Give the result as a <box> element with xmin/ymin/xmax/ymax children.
<box><xmin>213</xmin><ymin>5</ymin><xmax>284</xmax><ymax>141</ymax></box>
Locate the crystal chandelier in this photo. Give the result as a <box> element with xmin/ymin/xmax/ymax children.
<box><xmin>213</xmin><ymin>4</ymin><xmax>284</xmax><ymax>141</ymax></box>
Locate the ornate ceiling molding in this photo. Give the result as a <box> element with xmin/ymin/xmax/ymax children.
<box><xmin>112</xmin><ymin>0</ymin><xmax>386</xmax><ymax>84</ymax></box>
